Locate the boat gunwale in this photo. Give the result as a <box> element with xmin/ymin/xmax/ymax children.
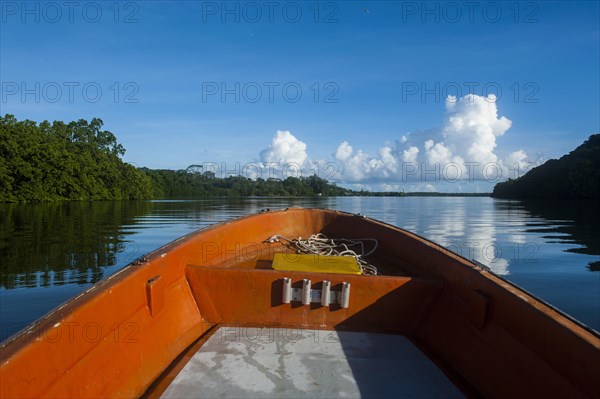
<box><xmin>357</xmin><ymin>212</ymin><xmax>600</xmax><ymax>339</ymax></box>
<box><xmin>1</xmin><ymin>208</ymin><xmax>294</xmax><ymax>349</ymax></box>
<box><xmin>0</xmin><ymin>209</ymin><xmax>247</xmax><ymax>350</ymax></box>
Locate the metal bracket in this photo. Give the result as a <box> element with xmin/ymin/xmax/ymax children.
<box><xmin>282</xmin><ymin>278</ymin><xmax>350</xmax><ymax>308</ymax></box>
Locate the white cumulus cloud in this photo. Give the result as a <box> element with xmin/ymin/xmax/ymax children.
<box><xmin>257</xmin><ymin>95</ymin><xmax>534</xmax><ymax>191</ymax></box>
<box><xmin>432</xmin><ymin>93</ymin><xmax>512</xmax><ymax>166</ymax></box>
<box><xmin>402</xmin><ymin>146</ymin><xmax>419</xmax><ymax>163</ymax></box>
<box><xmin>260</xmin><ymin>130</ymin><xmax>308</xmax><ymax>166</ymax></box>
<box><xmin>333</xmin><ymin>94</ymin><xmax>528</xmax><ymax>186</ymax></box>
<box><xmin>335</xmin><ymin>141</ymin><xmax>353</xmax><ymax>161</ymax></box>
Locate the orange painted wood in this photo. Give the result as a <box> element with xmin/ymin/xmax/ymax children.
<box><xmin>145</xmin><ymin>275</ymin><xmax>165</xmax><ymax>317</ymax></box>
<box><xmin>0</xmin><ymin>254</ymin><xmax>205</xmax><ymax>398</ymax></box>
<box><xmin>185</xmin><ymin>267</ymin><xmax>443</xmax><ymax>333</ymax></box>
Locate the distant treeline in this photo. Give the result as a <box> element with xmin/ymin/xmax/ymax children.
<box><xmin>492</xmin><ymin>134</ymin><xmax>600</xmax><ymax>199</ymax></box>
<box><xmin>143</xmin><ymin>169</ymin><xmax>349</xmax><ymax>197</ymax></box>
<box><xmin>0</xmin><ymin>115</ymin><xmax>348</xmax><ymax>202</ymax></box>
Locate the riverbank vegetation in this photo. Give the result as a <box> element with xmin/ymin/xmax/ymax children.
<box><xmin>4</xmin><ymin>115</ymin><xmax>534</xmax><ymax>202</ymax></box>
<box><xmin>0</xmin><ymin>115</ymin><xmax>348</xmax><ymax>202</ymax></box>
<box><xmin>0</xmin><ymin>115</ymin><xmax>154</xmax><ymax>202</ymax></box>
<box><xmin>143</xmin><ymin>169</ymin><xmax>349</xmax><ymax>197</ymax></box>
<box><xmin>492</xmin><ymin>134</ymin><xmax>600</xmax><ymax>199</ymax></box>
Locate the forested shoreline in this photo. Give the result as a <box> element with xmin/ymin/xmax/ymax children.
<box><xmin>0</xmin><ymin>115</ymin><xmax>348</xmax><ymax>202</ymax></box>
<box><xmin>143</xmin><ymin>168</ymin><xmax>349</xmax><ymax>197</ymax></box>
<box><xmin>492</xmin><ymin>134</ymin><xmax>600</xmax><ymax>199</ymax></box>
<box><xmin>2</xmin><ymin>114</ymin><xmax>487</xmax><ymax>202</ymax></box>
<box><xmin>0</xmin><ymin>115</ymin><xmax>154</xmax><ymax>202</ymax></box>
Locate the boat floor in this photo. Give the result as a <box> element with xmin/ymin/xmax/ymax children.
<box><xmin>160</xmin><ymin>327</ymin><xmax>465</xmax><ymax>398</ymax></box>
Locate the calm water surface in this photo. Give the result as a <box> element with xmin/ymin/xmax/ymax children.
<box><xmin>1</xmin><ymin>197</ymin><xmax>599</xmax><ymax>341</ymax></box>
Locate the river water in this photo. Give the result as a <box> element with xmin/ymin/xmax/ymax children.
<box><xmin>1</xmin><ymin>197</ymin><xmax>598</xmax><ymax>341</ymax></box>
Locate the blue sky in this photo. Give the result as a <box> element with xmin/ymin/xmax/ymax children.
<box><xmin>1</xmin><ymin>1</ymin><xmax>599</xmax><ymax>191</ymax></box>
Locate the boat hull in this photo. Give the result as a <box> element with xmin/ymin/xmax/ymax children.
<box><xmin>1</xmin><ymin>208</ymin><xmax>598</xmax><ymax>398</ymax></box>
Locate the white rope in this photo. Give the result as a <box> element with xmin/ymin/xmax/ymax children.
<box><xmin>266</xmin><ymin>233</ymin><xmax>379</xmax><ymax>275</ymax></box>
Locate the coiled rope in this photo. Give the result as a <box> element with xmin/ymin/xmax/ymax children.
<box><xmin>266</xmin><ymin>233</ymin><xmax>379</xmax><ymax>275</ymax></box>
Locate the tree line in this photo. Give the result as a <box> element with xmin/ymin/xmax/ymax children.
<box><xmin>143</xmin><ymin>168</ymin><xmax>348</xmax><ymax>197</ymax></box>
<box><xmin>0</xmin><ymin>115</ymin><xmax>348</xmax><ymax>202</ymax></box>
<box><xmin>0</xmin><ymin>115</ymin><xmax>154</xmax><ymax>202</ymax></box>
<box><xmin>492</xmin><ymin>134</ymin><xmax>600</xmax><ymax>199</ymax></box>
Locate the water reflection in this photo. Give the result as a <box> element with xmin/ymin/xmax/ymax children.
<box><xmin>517</xmin><ymin>200</ymin><xmax>600</xmax><ymax>256</ymax></box>
<box><xmin>0</xmin><ymin>201</ymin><xmax>153</xmax><ymax>289</ymax></box>
<box><xmin>346</xmin><ymin>197</ymin><xmax>511</xmax><ymax>275</ymax></box>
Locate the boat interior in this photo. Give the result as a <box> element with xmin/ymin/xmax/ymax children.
<box><xmin>0</xmin><ymin>208</ymin><xmax>598</xmax><ymax>399</ymax></box>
